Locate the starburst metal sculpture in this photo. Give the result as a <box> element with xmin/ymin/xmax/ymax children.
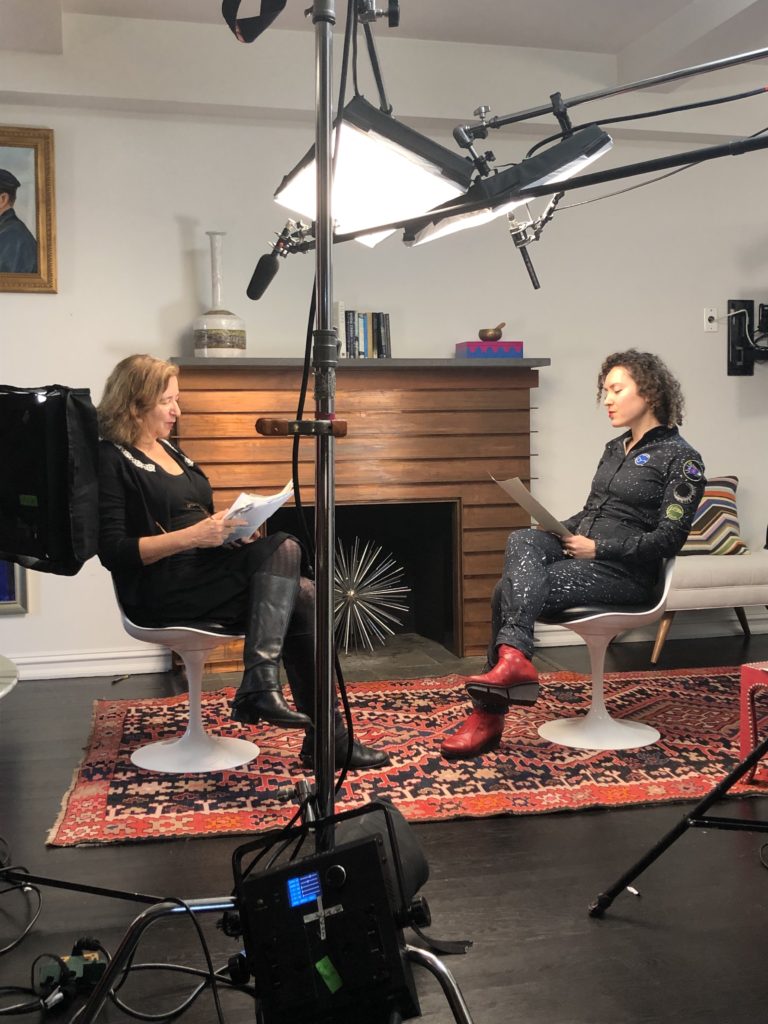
<box><xmin>333</xmin><ymin>537</ymin><xmax>411</xmax><ymax>653</ymax></box>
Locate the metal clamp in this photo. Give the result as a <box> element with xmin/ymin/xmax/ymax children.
<box><xmin>255</xmin><ymin>417</ymin><xmax>348</xmax><ymax>438</ymax></box>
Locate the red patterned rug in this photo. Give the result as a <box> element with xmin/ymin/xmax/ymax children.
<box><xmin>48</xmin><ymin>666</ymin><xmax>768</xmax><ymax>847</ymax></box>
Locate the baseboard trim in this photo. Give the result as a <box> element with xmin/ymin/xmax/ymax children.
<box><xmin>9</xmin><ymin>647</ymin><xmax>171</xmax><ymax>681</ymax></box>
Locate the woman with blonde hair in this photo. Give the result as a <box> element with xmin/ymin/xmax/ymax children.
<box><xmin>98</xmin><ymin>354</ymin><xmax>388</xmax><ymax>770</ymax></box>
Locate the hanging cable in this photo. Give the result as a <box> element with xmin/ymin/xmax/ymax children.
<box><xmin>362</xmin><ymin>21</ymin><xmax>392</xmax><ymax>113</ymax></box>
<box><xmin>351</xmin><ymin>3</ymin><xmax>361</xmax><ymax>96</ymax></box>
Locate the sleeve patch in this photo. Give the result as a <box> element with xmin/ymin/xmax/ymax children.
<box><xmin>673</xmin><ymin>481</ymin><xmax>697</xmax><ymax>504</ymax></box>
<box><xmin>683</xmin><ymin>459</ymin><xmax>704</xmax><ymax>482</ymax></box>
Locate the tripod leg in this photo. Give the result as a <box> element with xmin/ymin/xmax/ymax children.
<box><xmin>405</xmin><ymin>945</ymin><xmax>475</xmax><ymax>1024</ymax></box>
<box><xmin>589</xmin><ymin>731</ymin><xmax>768</xmax><ymax>917</ymax></box>
<box><xmin>77</xmin><ymin>897</ymin><xmax>236</xmax><ymax>1024</ymax></box>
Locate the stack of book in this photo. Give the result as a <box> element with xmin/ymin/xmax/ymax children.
<box><xmin>333</xmin><ymin>302</ymin><xmax>392</xmax><ymax>359</ymax></box>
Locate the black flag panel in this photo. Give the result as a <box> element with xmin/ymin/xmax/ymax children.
<box><xmin>221</xmin><ymin>0</ymin><xmax>288</xmax><ymax>43</ymax></box>
<box><xmin>0</xmin><ymin>385</ymin><xmax>99</xmax><ymax>576</ymax></box>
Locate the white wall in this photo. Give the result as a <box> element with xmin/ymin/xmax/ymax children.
<box><xmin>1</xmin><ymin>16</ymin><xmax>767</xmax><ymax>676</ymax></box>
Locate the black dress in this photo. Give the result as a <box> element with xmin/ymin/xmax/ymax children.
<box><xmin>98</xmin><ymin>438</ymin><xmax>289</xmax><ymax>627</ymax></box>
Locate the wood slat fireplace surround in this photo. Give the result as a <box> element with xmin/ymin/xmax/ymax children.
<box><xmin>174</xmin><ymin>357</ymin><xmax>549</xmax><ymax>671</ymax></box>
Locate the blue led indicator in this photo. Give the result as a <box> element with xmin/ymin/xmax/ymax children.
<box><xmin>287</xmin><ymin>870</ymin><xmax>322</xmax><ymax>908</ymax></box>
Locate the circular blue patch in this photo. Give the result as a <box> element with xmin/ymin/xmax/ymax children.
<box><xmin>634</xmin><ymin>453</ymin><xmax>650</xmax><ymax>466</ymax></box>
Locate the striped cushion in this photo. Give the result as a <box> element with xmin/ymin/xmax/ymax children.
<box><xmin>680</xmin><ymin>475</ymin><xmax>748</xmax><ymax>555</ymax></box>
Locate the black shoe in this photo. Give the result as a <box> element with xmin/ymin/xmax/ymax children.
<box><xmin>231</xmin><ymin>690</ymin><xmax>312</xmax><ymax>729</ymax></box>
<box><xmin>300</xmin><ymin>733</ymin><xmax>391</xmax><ymax>770</ymax></box>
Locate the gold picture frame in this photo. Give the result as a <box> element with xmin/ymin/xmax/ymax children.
<box><xmin>0</xmin><ymin>126</ymin><xmax>57</xmax><ymax>293</ymax></box>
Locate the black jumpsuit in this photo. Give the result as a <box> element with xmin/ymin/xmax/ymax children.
<box><xmin>489</xmin><ymin>425</ymin><xmax>705</xmax><ymax>662</ymax></box>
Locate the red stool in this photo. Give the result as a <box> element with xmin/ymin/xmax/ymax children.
<box><xmin>739</xmin><ymin>661</ymin><xmax>768</xmax><ymax>782</ymax></box>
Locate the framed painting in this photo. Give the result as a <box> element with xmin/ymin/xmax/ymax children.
<box><xmin>0</xmin><ymin>560</ymin><xmax>28</xmax><ymax>615</ymax></box>
<box><xmin>0</xmin><ymin>126</ymin><xmax>57</xmax><ymax>293</ymax></box>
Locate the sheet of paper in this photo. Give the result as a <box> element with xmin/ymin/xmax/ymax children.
<box><xmin>223</xmin><ymin>480</ymin><xmax>294</xmax><ymax>541</ymax></box>
<box><xmin>492</xmin><ymin>476</ymin><xmax>572</xmax><ymax>537</ymax></box>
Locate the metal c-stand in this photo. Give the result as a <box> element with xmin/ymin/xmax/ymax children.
<box><xmin>589</xmin><ymin>732</ymin><xmax>768</xmax><ymax>917</ymax></box>
<box><xmin>273</xmin><ymin>0</ymin><xmax>339</xmax><ymax>844</ymax></box>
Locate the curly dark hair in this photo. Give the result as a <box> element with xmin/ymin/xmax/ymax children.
<box><xmin>596</xmin><ymin>349</ymin><xmax>685</xmax><ymax>427</ymax></box>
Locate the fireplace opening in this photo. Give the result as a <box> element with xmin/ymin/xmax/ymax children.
<box><xmin>268</xmin><ymin>501</ymin><xmax>458</xmax><ymax>653</ymax></box>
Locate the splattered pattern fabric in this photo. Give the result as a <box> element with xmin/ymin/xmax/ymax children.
<box><xmin>562</xmin><ymin>425</ymin><xmax>706</xmax><ymax>565</ymax></box>
<box><xmin>491</xmin><ymin>426</ymin><xmax>705</xmax><ymax>661</ymax></box>
<box><xmin>492</xmin><ymin>530</ymin><xmax>652</xmax><ymax>660</ymax></box>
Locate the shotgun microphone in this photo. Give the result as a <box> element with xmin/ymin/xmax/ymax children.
<box><xmin>246</xmin><ymin>253</ymin><xmax>280</xmax><ymax>300</ymax></box>
<box><xmin>246</xmin><ymin>221</ymin><xmax>295</xmax><ymax>300</ymax></box>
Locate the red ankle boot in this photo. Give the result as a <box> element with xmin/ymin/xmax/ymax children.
<box><xmin>465</xmin><ymin>644</ymin><xmax>539</xmax><ymax>708</ymax></box>
<box><xmin>440</xmin><ymin>709</ymin><xmax>505</xmax><ymax>760</ymax></box>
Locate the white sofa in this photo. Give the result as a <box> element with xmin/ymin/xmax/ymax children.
<box><xmin>651</xmin><ymin>549</ymin><xmax>768</xmax><ymax>663</ymax></box>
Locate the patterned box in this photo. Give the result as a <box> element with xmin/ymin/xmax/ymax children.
<box><xmin>455</xmin><ymin>340</ymin><xmax>524</xmax><ymax>358</ymax></box>
<box><xmin>739</xmin><ymin>661</ymin><xmax>768</xmax><ymax>782</ymax></box>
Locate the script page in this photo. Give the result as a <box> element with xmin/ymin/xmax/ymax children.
<box><xmin>223</xmin><ymin>481</ymin><xmax>294</xmax><ymax>541</ymax></box>
<box><xmin>492</xmin><ymin>476</ymin><xmax>572</xmax><ymax>538</ymax></box>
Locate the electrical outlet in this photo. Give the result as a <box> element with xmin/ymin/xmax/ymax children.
<box><xmin>703</xmin><ymin>307</ymin><xmax>718</xmax><ymax>332</ymax></box>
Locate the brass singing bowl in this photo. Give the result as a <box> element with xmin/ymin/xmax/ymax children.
<box><xmin>478</xmin><ymin>321</ymin><xmax>506</xmax><ymax>341</ymax></box>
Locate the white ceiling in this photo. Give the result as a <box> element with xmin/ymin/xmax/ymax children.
<box><xmin>56</xmin><ymin>0</ymin><xmax>768</xmax><ymax>63</ymax></box>
<box><xmin>4</xmin><ymin>0</ymin><xmax>768</xmax><ymax>81</ymax></box>
<box><xmin>57</xmin><ymin>0</ymin><xmax>694</xmax><ymax>53</ymax></box>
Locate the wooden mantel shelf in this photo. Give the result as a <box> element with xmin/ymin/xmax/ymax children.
<box><xmin>173</xmin><ymin>357</ymin><xmax>551</xmax><ymax>370</ymax></box>
<box><xmin>174</xmin><ymin>356</ymin><xmax>549</xmax><ymax>666</ymax></box>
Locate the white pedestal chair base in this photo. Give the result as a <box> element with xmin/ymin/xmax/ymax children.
<box><xmin>130</xmin><ymin>729</ymin><xmax>259</xmax><ymax>773</ymax></box>
<box><xmin>537</xmin><ymin>560</ymin><xmax>675</xmax><ymax>751</ymax></box>
<box><xmin>537</xmin><ymin>710</ymin><xmax>660</xmax><ymax>750</ymax></box>
<box><xmin>116</xmin><ymin>593</ymin><xmax>259</xmax><ymax>774</ymax></box>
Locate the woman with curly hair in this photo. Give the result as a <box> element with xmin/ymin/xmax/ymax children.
<box><xmin>441</xmin><ymin>349</ymin><xmax>705</xmax><ymax>760</ymax></box>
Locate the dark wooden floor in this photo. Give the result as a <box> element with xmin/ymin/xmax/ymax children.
<box><xmin>2</xmin><ymin>631</ymin><xmax>768</xmax><ymax>1023</ymax></box>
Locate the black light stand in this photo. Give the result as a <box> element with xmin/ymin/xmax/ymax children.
<box><xmin>589</xmin><ymin>733</ymin><xmax>768</xmax><ymax>918</ymax></box>
<box><xmin>244</xmin><ymin>1</ymin><xmax>352</xmax><ymax>827</ymax></box>
<box><xmin>237</xmin><ymin>5</ymin><xmax>478</xmax><ymax>1020</ymax></box>
<box><xmin>305</xmin><ymin>0</ymin><xmax>338</xmax><ymax>843</ymax></box>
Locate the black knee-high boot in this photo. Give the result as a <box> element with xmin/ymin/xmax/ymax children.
<box><xmin>231</xmin><ymin>574</ymin><xmax>312</xmax><ymax>729</ymax></box>
<box><xmin>282</xmin><ymin>634</ymin><xmax>390</xmax><ymax>770</ymax></box>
